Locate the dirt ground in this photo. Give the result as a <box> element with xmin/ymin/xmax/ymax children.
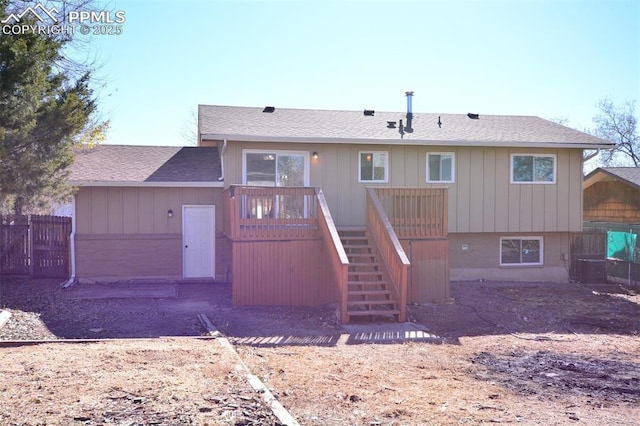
<box><xmin>0</xmin><ymin>277</ymin><xmax>639</xmax><ymax>425</ymax></box>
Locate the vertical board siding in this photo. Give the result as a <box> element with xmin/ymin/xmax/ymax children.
<box><xmin>122</xmin><ymin>188</ymin><xmax>139</xmax><ymax>234</ymax></box>
<box><xmin>91</xmin><ymin>188</ymin><xmax>108</xmax><ymax>234</ymax></box>
<box><xmin>231</xmin><ymin>239</ymin><xmax>338</xmax><ymax>306</ymax></box>
<box><xmin>402</xmin><ymin>239</ymin><xmax>450</xmax><ymax>304</ymax></box>
<box><xmin>494</xmin><ymin>149</ymin><xmax>510</xmax><ymax>232</ymax></box>
<box><xmin>568</xmin><ymin>150</ymin><xmax>583</xmax><ymax>231</ymax></box>
<box><xmin>556</xmin><ymin>150</ymin><xmax>571</xmax><ymax>231</ymax></box>
<box><xmin>107</xmin><ymin>187</ymin><xmax>123</xmax><ymax>234</ymax></box>
<box><xmin>224</xmin><ymin>142</ymin><xmax>584</xmax><ymax>233</ymax></box>
<box><xmin>468</xmin><ymin>148</ymin><xmax>484</xmax><ymax>232</ymax></box>
<box><xmin>76</xmin><ymin>187</ymin><xmax>222</xmax><ymax>235</ymax></box>
<box><xmin>520</xmin><ymin>184</ymin><xmax>533</xmax><ymax>232</ymax></box>
<box><xmin>482</xmin><ymin>149</ymin><xmax>497</xmax><ymax>231</ymax></box>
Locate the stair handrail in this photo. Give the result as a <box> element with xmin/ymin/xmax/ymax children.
<box><xmin>365</xmin><ymin>188</ymin><xmax>410</xmax><ymax>322</ymax></box>
<box><xmin>315</xmin><ymin>188</ymin><xmax>350</xmax><ymax>323</ymax></box>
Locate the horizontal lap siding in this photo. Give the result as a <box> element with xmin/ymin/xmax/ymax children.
<box><xmin>232</xmin><ymin>239</ymin><xmax>339</xmax><ymax>306</ymax></box>
<box><xmin>584</xmin><ymin>181</ymin><xmax>640</xmax><ymax>223</ymax></box>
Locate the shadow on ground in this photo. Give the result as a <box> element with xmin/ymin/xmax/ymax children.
<box><xmin>1</xmin><ymin>278</ymin><xmax>639</xmax><ymax>344</ymax></box>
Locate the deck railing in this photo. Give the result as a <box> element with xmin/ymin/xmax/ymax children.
<box><xmin>366</xmin><ymin>188</ymin><xmax>410</xmax><ymax>322</ymax></box>
<box><xmin>224</xmin><ymin>186</ymin><xmax>319</xmax><ymax>240</ymax></box>
<box><xmin>374</xmin><ymin>187</ymin><xmax>448</xmax><ymax>238</ymax></box>
<box><xmin>316</xmin><ymin>188</ymin><xmax>349</xmax><ymax>322</ymax></box>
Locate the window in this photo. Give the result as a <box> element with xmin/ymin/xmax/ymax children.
<box><xmin>511</xmin><ymin>154</ymin><xmax>556</xmax><ymax>183</ymax></box>
<box><xmin>426</xmin><ymin>153</ymin><xmax>455</xmax><ymax>183</ymax></box>
<box><xmin>359</xmin><ymin>151</ymin><xmax>388</xmax><ymax>183</ymax></box>
<box><xmin>500</xmin><ymin>237</ymin><xmax>543</xmax><ymax>266</ymax></box>
<box><xmin>243</xmin><ymin>151</ymin><xmax>309</xmax><ymax>187</ymax></box>
<box><xmin>242</xmin><ymin>150</ymin><xmax>310</xmax><ymax>219</ymax></box>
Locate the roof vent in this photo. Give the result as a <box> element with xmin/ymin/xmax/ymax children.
<box><xmin>263</xmin><ymin>106</ymin><xmax>275</xmax><ymax>113</ymax></box>
<box><xmin>467</xmin><ymin>113</ymin><xmax>479</xmax><ymax>119</ymax></box>
<box><xmin>387</xmin><ymin>121</ymin><xmax>397</xmax><ymax>129</ymax></box>
<box><xmin>363</xmin><ymin>109</ymin><xmax>375</xmax><ymax>116</ymax></box>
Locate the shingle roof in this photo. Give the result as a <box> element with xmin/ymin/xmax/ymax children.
<box><xmin>584</xmin><ymin>167</ymin><xmax>640</xmax><ymax>190</ymax></box>
<box><xmin>70</xmin><ymin>145</ymin><xmax>222</xmax><ymax>185</ymax></box>
<box><xmin>198</xmin><ymin>105</ymin><xmax>613</xmax><ymax>148</ymax></box>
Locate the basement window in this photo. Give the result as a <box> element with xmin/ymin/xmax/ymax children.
<box><xmin>500</xmin><ymin>237</ymin><xmax>543</xmax><ymax>266</ymax></box>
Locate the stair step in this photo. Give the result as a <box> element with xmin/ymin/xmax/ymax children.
<box><xmin>348</xmin><ymin>299</ymin><xmax>396</xmax><ymax>306</ymax></box>
<box><xmin>348</xmin><ymin>290</ymin><xmax>391</xmax><ymax>296</ymax></box>
<box><xmin>348</xmin><ymin>262</ymin><xmax>379</xmax><ymax>267</ymax></box>
<box><xmin>337</xmin><ymin>226</ymin><xmax>366</xmax><ymax>233</ymax></box>
<box><xmin>343</xmin><ymin>244</ymin><xmax>372</xmax><ymax>249</ymax></box>
<box><xmin>349</xmin><ymin>271</ymin><xmax>383</xmax><ymax>276</ymax></box>
<box><xmin>348</xmin><ymin>280</ymin><xmax>388</xmax><ymax>286</ymax></box>
<box><xmin>347</xmin><ymin>309</ymin><xmax>401</xmax><ymax>317</ymax></box>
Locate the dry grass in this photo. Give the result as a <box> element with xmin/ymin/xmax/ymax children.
<box><xmin>0</xmin><ymin>339</ymin><xmax>280</xmax><ymax>425</ymax></box>
<box><xmin>238</xmin><ymin>334</ymin><xmax>640</xmax><ymax>425</ymax></box>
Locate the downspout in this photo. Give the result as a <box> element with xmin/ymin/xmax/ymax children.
<box><xmin>218</xmin><ymin>138</ymin><xmax>227</xmax><ymax>181</ymax></box>
<box><xmin>62</xmin><ymin>196</ymin><xmax>77</xmax><ymax>288</ymax></box>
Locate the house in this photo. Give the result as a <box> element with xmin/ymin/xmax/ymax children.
<box><xmin>583</xmin><ymin>167</ymin><xmax>640</xmax><ymax>225</ymax></box>
<box><xmin>69</xmin><ymin>99</ymin><xmax>612</xmax><ymax>323</ymax></box>
<box><xmin>69</xmin><ymin>145</ymin><xmax>227</xmax><ymax>281</ymax></box>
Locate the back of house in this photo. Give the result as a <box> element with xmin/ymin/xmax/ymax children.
<box><xmin>69</xmin><ymin>100</ymin><xmax>612</xmax><ymax>322</ymax></box>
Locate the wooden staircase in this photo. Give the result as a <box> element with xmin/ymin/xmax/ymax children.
<box><xmin>339</xmin><ymin>228</ymin><xmax>401</xmax><ymax>321</ymax></box>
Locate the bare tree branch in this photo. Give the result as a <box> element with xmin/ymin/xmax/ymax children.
<box><xmin>593</xmin><ymin>98</ymin><xmax>639</xmax><ymax>167</ymax></box>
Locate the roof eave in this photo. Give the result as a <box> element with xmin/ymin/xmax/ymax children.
<box><xmin>70</xmin><ymin>180</ymin><xmax>224</xmax><ymax>188</ymax></box>
<box><xmin>200</xmin><ymin>133</ymin><xmax>614</xmax><ymax>149</ymax></box>
<box><xmin>583</xmin><ymin>168</ymin><xmax>640</xmax><ymax>191</ymax></box>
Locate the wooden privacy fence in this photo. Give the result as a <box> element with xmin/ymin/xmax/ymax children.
<box><xmin>569</xmin><ymin>230</ymin><xmax>606</xmax><ymax>282</ymax></box>
<box><xmin>0</xmin><ymin>214</ymin><xmax>72</xmax><ymax>278</ymax></box>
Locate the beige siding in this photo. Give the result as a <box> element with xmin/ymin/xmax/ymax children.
<box><xmin>76</xmin><ymin>187</ymin><xmax>223</xmax><ymax>235</ymax></box>
<box><xmin>224</xmin><ymin>142</ymin><xmax>585</xmax><ymax>233</ymax></box>
<box><xmin>449</xmin><ymin>232</ymin><xmax>571</xmax><ymax>282</ymax></box>
<box><xmin>75</xmin><ymin>186</ymin><xmax>229</xmax><ymax>281</ymax></box>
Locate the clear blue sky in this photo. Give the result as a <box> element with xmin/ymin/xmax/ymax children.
<box><xmin>85</xmin><ymin>0</ymin><xmax>639</xmax><ymax>146</ymax></box>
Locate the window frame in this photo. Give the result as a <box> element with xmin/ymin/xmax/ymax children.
<box><xmin>426</xmin><ymin>152</ymin><xmax>456</xmax><ymax>183</ymax></box>
<box><xmin>358</xmin><ymin>151</ymin><xmax>389</xmax><ymax>183</ymax></box>
<box><xmin>510</xmin><ymin>154</ymin><xmax>557</xmax><ymax>184</ymax></box>
<box><xmin>499</xmin><ymin>236</ymin><xmax>544</xmax><ymax>266</ymax></box>
<box><xmin>242</xmin><ymin>149</ymin><xmax>310</xmax><ymax>187</ymax></box>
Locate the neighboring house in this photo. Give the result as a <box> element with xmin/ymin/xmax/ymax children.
<box><xmin>583</xmin><ymin>167</ymin><xmax>640</xmax><ymax>225</ymax></box>
<box><xmin>583</xmin><ymin>167</ymin><xmax>640</xmax><ymax>284</ymax></box>
<box><xmin>70</xmin><ymin>101</ymin><xmax>612</xmax><ymax>323</ymax></box>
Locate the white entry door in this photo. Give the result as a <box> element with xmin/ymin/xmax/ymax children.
<box><xmin>182</xmin><ymin>205</ymin><xmax>215</xmax><ymax>279</ymax></box>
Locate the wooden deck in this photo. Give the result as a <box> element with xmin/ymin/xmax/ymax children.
<box><xmin>224</xmin><ymin>186</ymin><xmax>449</xmax><ymax>323</ymax></box>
